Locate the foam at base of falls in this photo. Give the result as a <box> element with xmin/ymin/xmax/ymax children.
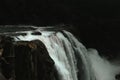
<box><xmin>88</xmin><ymin>49</ymin><xmax>120</xmax><ymax>80</ymax></box>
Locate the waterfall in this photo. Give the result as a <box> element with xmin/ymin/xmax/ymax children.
<box><xmin>1</xmin><ymin>26</ymin><xmax>120</xmax><ymax>80</ymax></box>
<box><xmin>13</xmin><ymin>28</ymin><xmax>95</xmax><ymax>80</ymax></box>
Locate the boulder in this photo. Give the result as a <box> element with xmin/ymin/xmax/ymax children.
<box><xmin>0</xmin><ymin>35</ymin><xmax>56</xmax><ymax>80</ymax></box>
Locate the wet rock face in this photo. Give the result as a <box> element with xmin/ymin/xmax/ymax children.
<box><xmin>0</xmin><ymin>35</ymin><xmax>15</xmax><ymax>80</ymax></box>
<box><xmin>0</xmin><ymin>35</ymin><xmax>55</xmax><ymax>80</ymax></box>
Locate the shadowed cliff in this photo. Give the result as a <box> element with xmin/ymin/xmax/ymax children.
<box><xmin>0</xmin><ymin>35</ymin><xmax>56</xmax><ymax>80</ymax></box>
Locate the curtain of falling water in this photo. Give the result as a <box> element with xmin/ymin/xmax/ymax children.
<box><xmin>14</xmin><ymin>29</ymin><xmax>94</xmax><ymax>80</ymax></box>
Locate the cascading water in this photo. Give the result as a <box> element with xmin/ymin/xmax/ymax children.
<box><xmin>0</xmin><ymin>26</ymin><xmax>120</xmax><ymax>80</ymax></box>
<box><xmin>13</xmin><ymin>27</ymin><xmax>95</xmax><ymax>80</ymax></box>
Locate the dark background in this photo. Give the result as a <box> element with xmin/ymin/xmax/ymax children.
<box><xmin>0</xmin><ymin>0</ymin><xmax>120</xmax><ymax>59</ymax></box>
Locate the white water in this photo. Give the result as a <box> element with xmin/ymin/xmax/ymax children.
<box><xmin>13</xmin><ymin>28</ymin><xmax>120</xmax><ymax>80</ymax></box>
<box><xmin>88</xmin><ymin>48</ymin><xmax>120</xmax><ymax>80</ymax></box>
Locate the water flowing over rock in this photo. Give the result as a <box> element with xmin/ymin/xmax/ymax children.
<box><xmin>0</xmin><ymin>26</ymin><xmax>120</xmax><ymax>80</ymax></box>
<box><xmin>13</xmin><ymin>28</ymin><xmax>95</xmax><ymax>80</ymax></box>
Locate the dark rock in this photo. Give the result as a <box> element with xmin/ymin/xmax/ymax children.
<box><xmin>0</xmin><ymin>35</ymin><xmax>15</xmax><ymax>79</ymax></box>
<box><xmin>15</xmin><ymin>40</ymin><xmax>55</xmax><ymax>80</ymax></box>
<box><xmin>0</xmin><ymin>35</ymin><xmax>56</xmax><ymax>80</ymax></box>
<box><xmin>116</xmin><ymin>73</ymin><xmax>120</xmax><ymax>80</ymax></box>
<box><xmin>0</xmin><ymin>72</ymin><xmax>7</xmax><ymax>80</ymax></box>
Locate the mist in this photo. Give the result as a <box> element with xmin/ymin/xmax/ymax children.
<box><xmin>88</xmin><ymin>48</ymin><xmax>120</xmax><ymax>80</ymax></box>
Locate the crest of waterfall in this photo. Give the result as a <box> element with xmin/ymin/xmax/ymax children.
<box><xmin>13</xmin><ymin>29</ymin><xmax>95</xmax><ymax>80</ymax></box>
